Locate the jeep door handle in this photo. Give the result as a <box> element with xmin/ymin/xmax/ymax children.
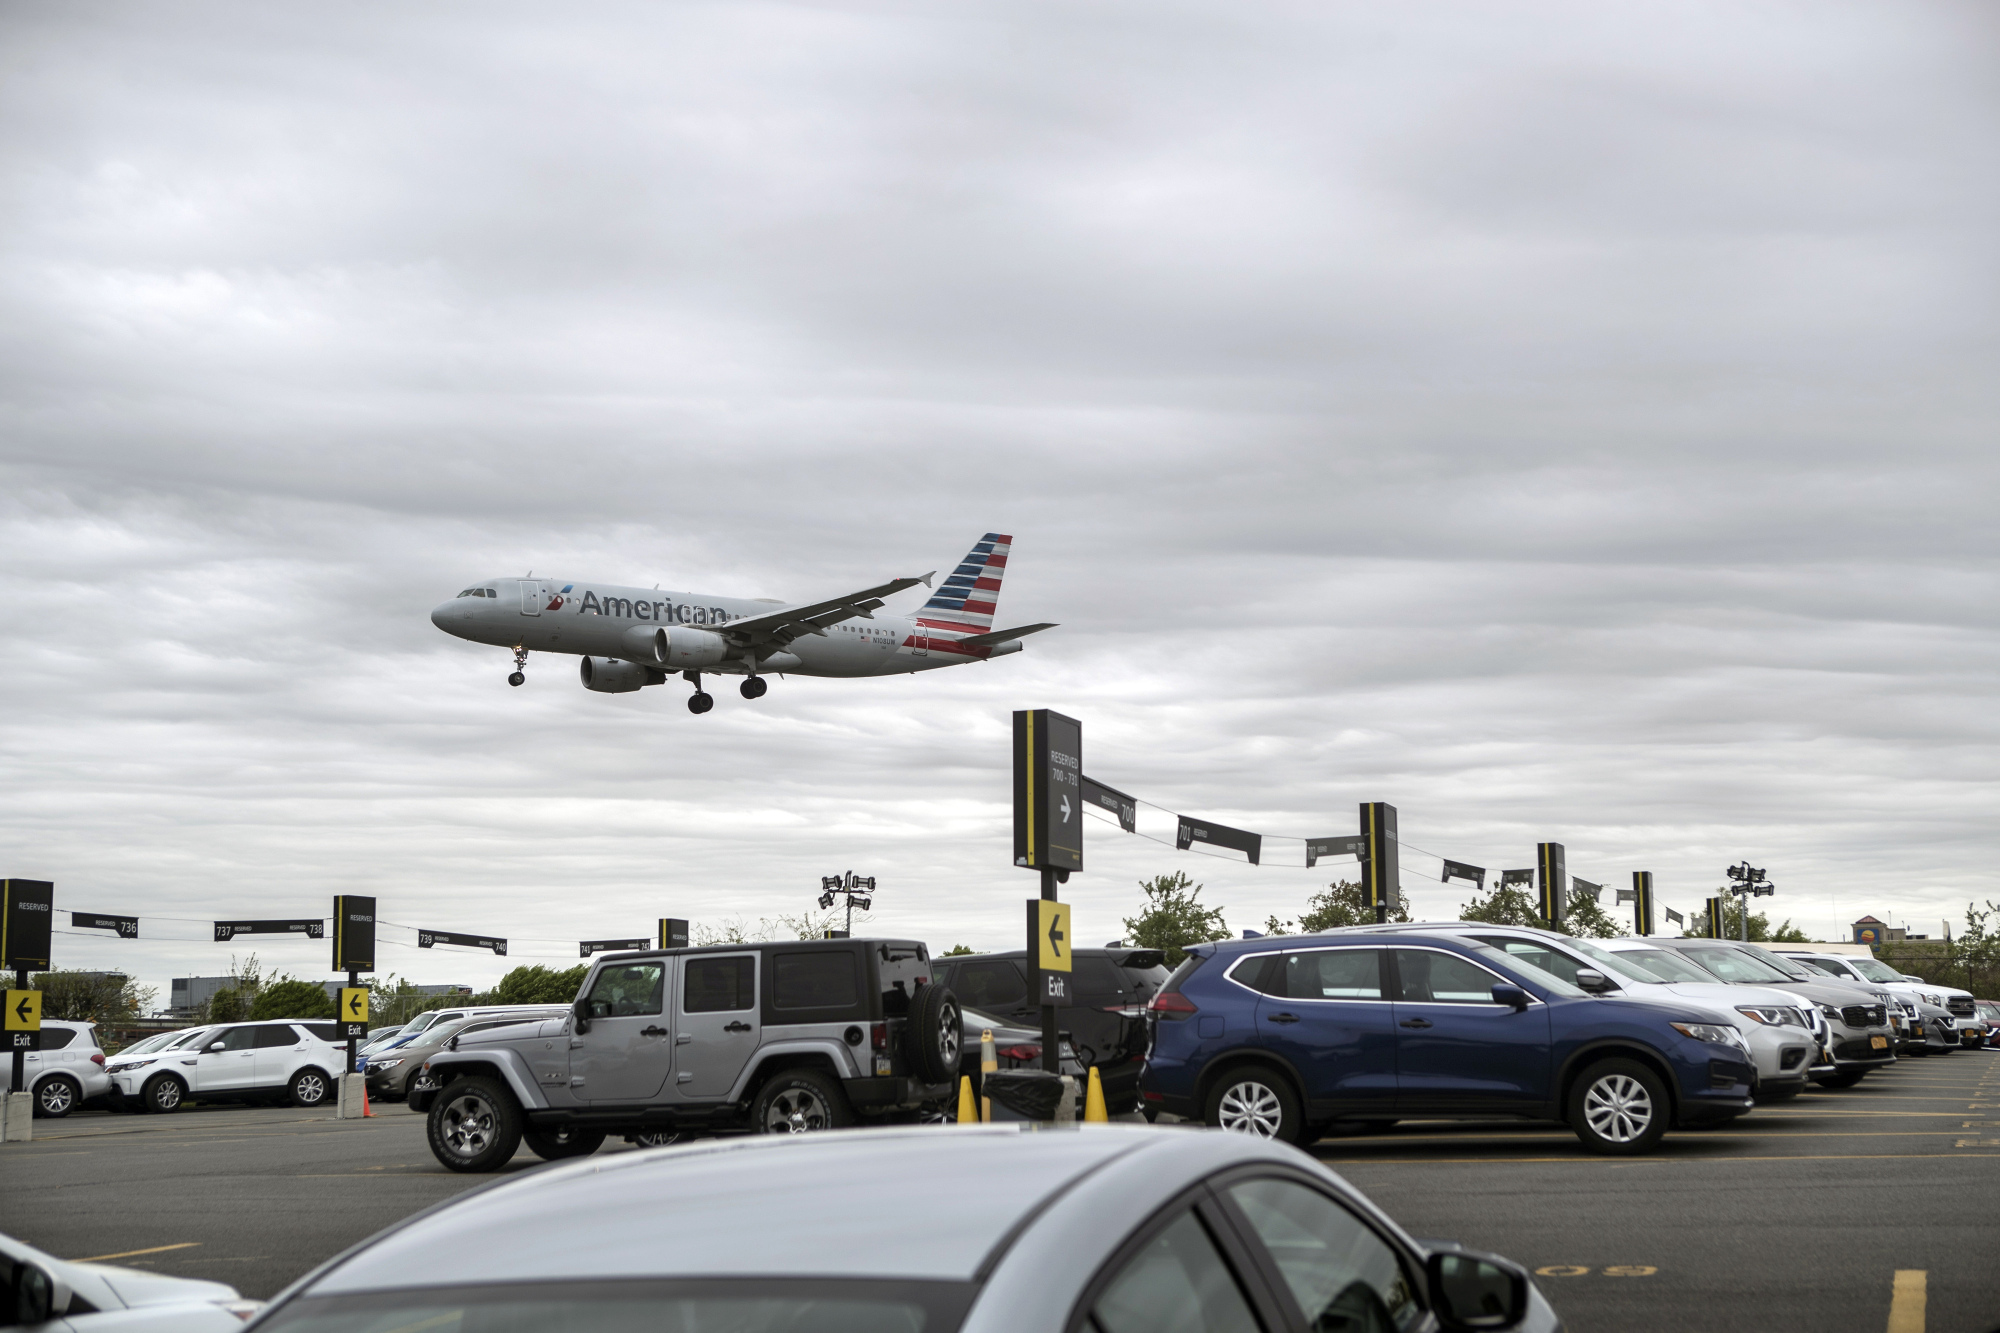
<box><xmin>640</xmin><ymin>1026</ymin><xmax>669</xmax><ymax>1037</ymax></box>
<box><xmin>724</xmin><ymin>1021</ymin><xmax>752</xmax><ymax>1034</ymax></box>
<box><xmin>1399</xmin><ymin>1017</ymin><xmax>1433</xmax><ymax>1029</ymax></box>
<box><xmin>1265</xmin><ymin>1013</ymin><xmax>1300</xmax><ymax>1025</ymax></box>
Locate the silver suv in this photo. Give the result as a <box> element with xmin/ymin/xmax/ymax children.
<box><xmin>417</xmin><ymin>937</ymin><xmax>962</xmax><ymax>1172</ymax></box>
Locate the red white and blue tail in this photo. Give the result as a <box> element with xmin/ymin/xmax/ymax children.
<box><xmin>916</xmin><ymin>533</ymin><xmax>1011</xmax><ymax>634</ymax></box>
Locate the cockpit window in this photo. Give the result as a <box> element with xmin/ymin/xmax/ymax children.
<box><xmin>483</xmin><ymin>588</ymin><xmax>497</xmax><ymax>597</ymax></box>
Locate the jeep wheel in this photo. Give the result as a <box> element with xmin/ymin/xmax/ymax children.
<box><xmin>1568</xmin><ymin>1058</ymin><xmax>1668</xmax><ymax>1155</ymax></box>
<box><xmin>33</xmin><ymin>1075</ymin><xmax>81</xmax><ymax>1119</ymax></box>
<box><xmin>427</xmin><ymin>1077</ymin><xmax>524</xmax><ymax>1172</ymax></box>
<box><xmin>753</xmin><ymin>1069</ymin><xmax>854</xmax><ymax>1134</ymax></box>
<box><xmin>1204</xmin><ymin>1067</ymin><xmax>1305</xmax><ymax>1145</ymax></box>
<box><xmin>523</xmin><ymin>1125</ymin><xmax>606</xmax><ymax>1161</ymax></box>
<box><xmin>626</xmin><ymin>1131</ymin><xmax>688</xmax><ymax>1148</ymax></box>
<box><xmin>143</xmin><ymin>1073</ymin><xmax>186</xmax><ymax>1114</ymax></box>
<box><xmin>290</xmin><ymin>1067</ymin><xmax>331</xmax><ymax>1108</ymax></box>
<box><xmin>906</xmin><ymin>984</ymin><xmax>963</xmax><ymax>1086</ymax></box>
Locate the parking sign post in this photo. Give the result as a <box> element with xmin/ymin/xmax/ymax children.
<box><xmin>3</xmin><ymin>881</ymin><xmax>54</xmax><ymax>1095</ymax></box>
<box><xmin>1015</xmin><ymin>710</ymin><xmax>1082</xmax><ymax>1076</ymax></box>
<box><xmin>332</xmin><ymin>896</ymin><xmax>377</xmax><ymax>1095</ymax></box>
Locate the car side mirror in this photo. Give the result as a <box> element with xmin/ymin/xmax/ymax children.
<box><xmin>1573</xmin><ymin>969</ymin><xmax>1613</xmax><ymax>994</ymax></box>
<box><xmin>12</xmin><ymin>1259</ymin><xmax>71</xmax><ymax>1324</ymax></box>
<box><xmin>207</xmin><ymin>1041</ymin><xmax>226</xmax><ymax>1052</ymax></box>
<box><xmin>1490</xmin><ymin>984</ymin><xmax>1530</xmax><ymax>1012</ymax></box>
<box><xmin>571</xmin><ymin>997</ymin><xmax>592</xmax><ymax>1034</ymax></box>
<box><xmin>1427</xmin><ymin>1249</ymin><xmax>1530</xmax><ymax>1331</ymax></box>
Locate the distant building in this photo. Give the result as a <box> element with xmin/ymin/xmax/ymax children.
<box><xmin>167</xmin><ymin>976</ymin><xmax>240</xmax><ymax>1017</ymax></box>
<box><xmin>1851</xmin><ymin>915</ymin><xmax>1911</xmax><ymax>946</ymax></box>
<box><xmin>316</xmin><ymin>981</ymin><xmax>473</xmax><ymax>1001</ymax></box>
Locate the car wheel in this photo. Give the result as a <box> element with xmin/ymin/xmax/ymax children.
<box><xmin>906</xmin><ymin>984</ymin><xmax>963</xmax><ymax>1086</ymax></box>
<box><xmin>1568</xmin><ymin>1059</ymin><xmax>1668</xmax><ymax>1155</ymax></box>
<box><xmin>625</xmin><ymin>1131</ymin><xmax>689</xmax><ymax>1148</ymax></box>
<box><xmin>427</xmin><ymin>1077</ymin><xmax>525</xmax><ymax>1173</ymax></box>
<box><xmin>143</xmin><ymin>1073</ymin><xmax>187</xmax><ymax>1114</ymax></box>
<box><xmin>753</xmin><ymin>1069</ymin><xmax>854</xmax><ymax>1134</ymax></box>
<box><xmin>33</xmin><ymin>1075</ymin><xmax>81</xmax><ymax>1119</ymax></box>
<box><xmin>1204</xmin><ymin>1067</ymin><xmax>1304</xmax><ymax>1145</ymax></box>
<box><xmin>522</xmin><ymin>1125</ymin><xmax>606</xmax><ymax>1161</ymax></box>
<box><xmin>1814</xmin><ymin>1069</ymin><xmax>1867</xmax><ymax>1088</ymax></box>
<box><xmin>289</xmin><ymin>1067</ymin><xmax>332</xmax><ymax>1108</ymax></box>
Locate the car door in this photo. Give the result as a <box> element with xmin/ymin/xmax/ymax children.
<box><xmin>1216</xmin><ymin>1175</ymin><xmax>1426</xmax><ymax>1332</ymax></box>
<box><xmin>1082</xmin><ymin>1200</ymin><xmax>1280</xmax><ymax>1333</ymax></box>
<box><xmin>1246</xmin><ymin>946</ymin><xmax>1398</xmax><ymax>1116</ymax></box>
<box><xmin>192</xmin><ymin>1025</ymin><xmax>260</xmax><ymax>1092</ymax></box>
<box><xmin>1390</xmin><ymin>947</ymin><xmax>1551</xmax><ymax>1114</ymax></box>
<box><xmin>674</xmin><ymin>953</ymin><xmax>760</xmax><ymax>1099</ymax></box>
<box><xmin>572</xmin><ymin>959</ymin><xmax>675</xmax><ymax>1104</ymax></box>
<box><xmin>253</xmin><ymin>1024</ymin><xmax>307</xmax><ymax>1088</ymax></box>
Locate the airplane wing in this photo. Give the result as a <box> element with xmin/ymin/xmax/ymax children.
<box><xmin>710</xmin><ymin>573</ymin><xmax>935</xmax><ymax>654</ymax></box>
<box><xmin>952</xmin><ymin>622</ymin><xmax>1058</xmax><ymax>648</ymax></box>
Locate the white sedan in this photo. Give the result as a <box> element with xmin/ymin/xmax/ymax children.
<box><xmin>0</xmin><ymin>1231</ymin><xmax>259</xmax><ymax>1330</ymax></box>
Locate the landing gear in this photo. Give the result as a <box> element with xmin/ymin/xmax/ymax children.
<box><xmin>740</xmin><ymin>676</ymin><xmax>768</xmax><ymax>700</ymax></box>
<box><xmin>507</xmin><ymin>672</ymin><xmax>525</xmax><ymax>687</ymax></box>
<box><xmin>508</xmin><ymin>646</ymin><xmax>528</xmax><ymax>687</ymax></box>
<box><xmin>683</xmin><ymin>671</ymin><xmax>715</xmax><ymax>714</ymax></box>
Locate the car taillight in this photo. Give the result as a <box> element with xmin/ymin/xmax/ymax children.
<box><xmin>1147</xmin><ymin>992</ymin><xmax>1198</xmax><ymax>1021</ymax></box>
<box><xmin>871</xmin><ymin>1023</ymin><xmax>887</xmax><ymax>1051</ymax></box>
<box><xmin>997</xmin><ymin>1043</ymin><xmax>1042</xmax><ymax>1062</ymax></box>
<box><xmin>91</xmin><ymin>1053</ymin><xmax>106</xmax><ymax>1065</ymax></box>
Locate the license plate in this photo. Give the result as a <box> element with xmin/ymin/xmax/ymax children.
<box><xmin>1870</xmin><ymin>1036</ymin><xmax>1888</xmax><ymax>1050</ymax></box>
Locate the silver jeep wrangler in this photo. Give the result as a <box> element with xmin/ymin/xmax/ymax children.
<box><xmin>416</xmin><ymin>937</ymin><xmax>961</xmax><ymax>1172</ymax></box>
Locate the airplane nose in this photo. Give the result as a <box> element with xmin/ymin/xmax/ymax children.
<box><xmin>430</xmin><ymin>602</ymin><xmax>455</xmax><ymax>631</ymax></box>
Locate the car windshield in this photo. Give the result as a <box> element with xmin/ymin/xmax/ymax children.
<box><xmin>164</xmin><ymin>1028</ymin><xmax>215</xmax><ymax>1050</ymax></box>
<box><xmin>1677</xmin><ymin>947</ymin><xmax>1792</xmax><ymax>984</ymax></box>
<box><xmin>1733</xmin><ymin>944</ymin><xmax>1817</xmax><ymax>980</ymax></box>
<box><xmin>1464</xmin><ymin>942</ymin><xmax>1586</xmax><ymax>997</ymax></box>
<box><xmin>119</xmin><ymin>1031</ymin><xmax>186</xmax><ymax>1056</ymax></box>
<box><xmin>1844</xmin><ymin>958</ymin><xmax>1906</xmax><ymax>983</ymax></box>
<box><xmin>1609</xmin><ymin>949</ymin><xmax>1724</xmax><ymax>984</ymax></box>
<box><xmin>254</xmin><ymin>1279</ymin><xmax>971</xmax><ymax>1333</ymax></box>
<box><xmin>1549</xmin><ymin>937</ymin><xmax>1668</xmax><ymax>986</ymax></box>
<box><xmin>402</xmin><ymin>1012</ymin><xmax>447</xmax><ymax>1037</ymax></box>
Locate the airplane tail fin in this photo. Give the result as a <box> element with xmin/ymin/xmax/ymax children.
<box><xmin>915</xmin><ymin>533</ymin><xmax>1012</xmax><ymax>634</ymax></box>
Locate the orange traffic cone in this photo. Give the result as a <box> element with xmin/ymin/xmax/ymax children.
<box><xmin>361</xmin><ymin>1081</ymin><xmax>373</xmax><ymax>1117</ymax></box>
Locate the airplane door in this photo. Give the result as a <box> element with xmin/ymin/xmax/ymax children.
<box><xmin>519</xmin><ymin>580</ymin><xmax>541</xmax><ymax>616</ymax></box>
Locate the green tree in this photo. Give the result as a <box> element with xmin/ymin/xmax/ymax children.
<box><xmin>1123</xmin><ymin>871</ymin><xmax>1231</xmax><ymax>966</ymax></box>
<box><xmin>28</xmin><ymin>971</ymin><xmax>156</xmax><ymax>1022</ymax></box>
<box><xmin>1263</xmin><ymin>879</ymin><xmax>1410</xmax><ymax>935</ymax></box>
<box><xmin>205</xmin><ymin>988</ymin><xmax>246</xmax><ymax>1023</ymax></box>
<box><xmin>249</xmin><ymin>979</ymin><xmax>337</xmax><ymax>1020</ymax></box>
<box><xmin>941</xmin><ymin>944</ymin><xmax>976</xmax><ymax>956</ymax></box>
<box><xmin>1680</xmin><ymin>901</ymin><xmax>1811</xmax><ymax>943</ymax></box>
<box><xmin>1457</xmin><ymin>883</ymin><xmax>1546</xmax><ymax>928</ymax></box>
<box><xmin>480</xmin><ymin>965</ymin><xmax>589</xmax><ymax>1006</ymax></box>
<box><xmin>1562</xmin><ymin>890</ymin><xmax>1622</xmax><ymax>939</ymax></box>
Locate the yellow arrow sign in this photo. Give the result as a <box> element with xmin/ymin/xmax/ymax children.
<box><xmin>338</xmin><ymin>987</ymin><xmax>370</xmax><ymax>1025</ymax></box>
<box><xmin>1036</xmin><ymin>901</ymin><xmax>1072</xmax><ymax>973</ymax></box>
<box><xmin>5</xmin><ymin>988</ymin><xmax>41</xmax><ymax>1032</ymax></box>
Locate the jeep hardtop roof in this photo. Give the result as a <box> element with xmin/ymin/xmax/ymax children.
<box><xmin>592</xmin><ymin>936</ymin><xmax>930</xmax><ymax>965</ymax></box>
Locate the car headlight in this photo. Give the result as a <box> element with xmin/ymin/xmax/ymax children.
<box><xmin>1672</xmin><ymin>1021</ymin><xmax>1743</xmax><ymax>1047</ymax></box>
<box><xmin>118</xmin><ymin>1058</ymin><xmax>157</xmax><ymax>1071</ymax></box>
<box><xmin>1920</xmin><ymin>993</ymin><xmax>1942</xmax><ymax>1007</ymax></box>
<box><xmin>1817</xmin><ymin>1004</ymin><xmax>1842</xmax><ymax>1022</ymax></box>
<box><xmin>1735</xmin><ymin>1006</ymin><xmax>1804</xmax><ymax>1028</ymax></box>
<box><xmin>372</xmin><ymin>1058</ymin><xmax>404</xmax><ymax>1070</ymax></box>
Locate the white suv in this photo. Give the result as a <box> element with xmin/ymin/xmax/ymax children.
<box><xmin>22</xmin><ymin>1020</ymin><xmax>110</xmax><ymax>1118</ymax></box>
<box><xmin>108</xmin><ymin>1019</ymin><xmax>346</xmax><ymax>1113</ymax></box>
<box><xmin>1774</xmin><ymin>950</ymin><xmax>1977</xmax><ymax>1051</ymax></box>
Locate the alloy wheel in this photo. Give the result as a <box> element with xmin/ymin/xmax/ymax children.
<box><xmin>153</xmin><ymin>1079</ymin><xmax>182</xmax><ymax>1111</ymax></box>
<box><xmin>764</xmin><ymin>1086</ymin><xmax>832</xmax><ymax>1133</ymax></box>
<box><xmin>439</xmin><ymin>1092</ymin><xmax>499</xmax><ymax>1158</ymax></box>
<box><xmin>1216</xmin><ymin>1080</ymin><xmax>1285</xmax><ymax>1137</ymax></box>
<box><xmin>294</xmin><ymin>1073</ymin><xmax>326</xmax><ymax>1105</ymax></box>
<box><xmin>1583</xmin><ymin>1073</ymin><xmax>1654</xmax><ymax>1144</ymax></box>
<box><xmin>38</xmin><ymin>1080</ymin><xmax>74</xmax><ymax>1115</ymax></box>
<box><xmin>937</xmin><ymin>1004</ymin><xmax>962</xmax><ymax>1071</ymax></box>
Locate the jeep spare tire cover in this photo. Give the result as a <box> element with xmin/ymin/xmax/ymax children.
<box><xmin>907</xmin><ymin>984</ymin><xmax>962</xmax><ymax>1086</ymax></box>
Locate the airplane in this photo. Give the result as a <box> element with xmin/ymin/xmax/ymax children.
<box><xmin>428</xmin><ymin>533</ymin><xmax>1056</xmax><ymax>714</ymax></box>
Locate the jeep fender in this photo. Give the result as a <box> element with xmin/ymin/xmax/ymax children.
<box><xmin>726</xmin><ymin>1040</ymin><xmax>862</xmax><ymax>1103</ymax></box>
<box><xmin>421</xmin><ymin>1047</ymin><xmax>551</xmax><ymax>1111</ymax></box>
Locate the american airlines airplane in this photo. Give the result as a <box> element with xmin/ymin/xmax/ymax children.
<box><xmin>429</xmin><ymin>533</ymin><xmax>1054</xmax><ymax>713</ymax></box>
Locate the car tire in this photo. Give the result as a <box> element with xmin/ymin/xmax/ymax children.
<box><xmin>1204</xmin><ymin>1066</ymin><xmax>1306</xmax><ymax>1145</ymax></box>
<box><xmin>427</xmin><ymin>1077</ymin><xmax>525</xmax><ymax>1173</ymax></box>
<box><xmin>752</xmin><ymin>1068</ymin><xmax>855</xmax><ymax>1134</ymax></box>
<box><xmin>143</xmin><ymin>1073</ymin><xmax>187</xmax><ymax>1114</ymax></box>
<box><xmin>522</xmin><ymin>1125</ymin><xmax>607</xmax><ymax>1161</ymax></box>
<box><xmin>626</xmin><ymin>1131</ymin><xmax>690</xmax><ymax>1148</ymax></box>
<box><xmin>1568</xmin><ymin>1059</ymin><xmax>1669</xmax><ymax>1155</ymax></box>
<box><xmin>906</xmin><ymin>984</ymin><xmax>963</xmax><ymax>1086</ymax></box>
<box><xmin>33</xmin><ymin>1075</ymin><xmax>81</xmax><ymax>1119</ymax></box>
<box><xmin>289</xmin><ymin>1067</ymin><xmax>332</xmax><ymax>1108</ymax></box>
<box><xmin>1814</xmin><ymin>1069</ymin><xmax>1867</xmax><ymax>1088</ymax></box>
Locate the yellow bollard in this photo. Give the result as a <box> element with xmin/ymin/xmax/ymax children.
<box><xmin>957</xmin><ymin>1075</ymin><xmax>979</xmax><ymax>1124</ymax></box>
<box><xmin>980</xmin><ymin>1029</ymin><xmax>997</xmax><ymax>1123</ymax></box>
<box><xmin>1084</xmin><ymin>1066</ymin><xmax>1109</xmax><ymax>1123</ymax></box>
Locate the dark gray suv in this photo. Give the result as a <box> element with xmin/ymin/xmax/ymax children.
<box><xmin>417</xmin><ymin>937</ymin><xmax>961</xmax><ymax>1171</ymax></box>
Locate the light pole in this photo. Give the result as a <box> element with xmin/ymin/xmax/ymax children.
<box><xmin>818</xmin><ymin>872</ymin><xmax>876</xmax><ymax>938</ymax></box>
<box><xmin>1724</xmin><ymin>862</ymin><xmax>1775</xmax><ymax>942</ymax></box>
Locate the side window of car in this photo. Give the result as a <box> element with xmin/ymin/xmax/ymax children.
<box><xmin>1224</xmin><ymin>1178</ymin><xmax>1420</xmax><ymax>1333</ymax></box>
<box><xmin>253</xmin><ymin>1026</ymin><xmax>300</xmax><ymax>1048</ymax></box>
<box><xmin>304</xmin><ymin>1023</ymin><xmax>344</xmax><ymax>1043</ymax></box>
<box><xmin>956</xmin><ymin>961</ymin><xmax>1029</xmax><ymax>1011</ymax></box>
<box><xmin>685</xmin><ymin>957</ymin><xmax>756</xmax><ymax>1013</ymax></box>
<box><xmin>585</xmin><ymin>963</ymin><xmax>666</xmax><ymax>1018</ymax></box>
<box><xmin>1073</xmin><ymin>956</ymin><xmax>1128</xmax><ymax>1001</ymax></box>
<box><xmin>1394</xmin><ymin>950</ymin><xmax>1505</xmax><ymax>1004</ymax></box>
<box><xmin>1089</xmin><ymin>1208</ymin><xmax>1263</xmax><ymax>1333</ymax></box>
<box><xmin>216</xmin><ymin>1027</ymin><xmax>259</xmax><ymax>1052</ymax></box>
<box><xmin>1284</xmin><ymin>949</ymin><xmax>1384</xmax><ymax>1001</ymax></box>
<box><xmin>36</xmin><ymin>1027</ymin><xmax>75</xmax><ymax>1052</ymax></box>
<box><xmin>1230</xmin><ymin>955</ymin><xmax>1286</xmax><ymax>996</ymax></box>
<box><xmin>1478</xmin><ymin>938</ymin><xmax>1583</xmax><ymax>985</ymax></box>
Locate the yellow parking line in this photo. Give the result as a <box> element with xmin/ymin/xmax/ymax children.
<box><xmin>69</xmin><ymin>1243</ymin><xmax>202</xmax><ymax>1263</ymax></box>
<box><xmin>1887</xmin><ymin>1270</ymin><xmax>1925</xmax><ymax>1333</ymax></box>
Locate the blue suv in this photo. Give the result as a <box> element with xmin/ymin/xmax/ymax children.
<box><xmin>1138</xmin><ymin>930</ymin><xmax>1755</xmax><ymax>1154</ymax></box>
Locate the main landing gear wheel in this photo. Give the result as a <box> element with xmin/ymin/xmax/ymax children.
<box><xmin>740</xmin><ymin>676</ymin><xmax>768</xmax><ymax>700</ymax></box>
<box><xmin>688</xmin><ymin>692</ymin><xmax>714</xmax><ymax>714</ymax></box>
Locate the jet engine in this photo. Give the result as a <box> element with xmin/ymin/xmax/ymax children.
<box><xmin>650</xmin><ymin>626</ymin><xmax>729</xmax><ymax>669</ymax></box>
<box><xmin>579</xmin><ymin>657</ymin><xmax>663</xmax><ymax>693</ymax></box>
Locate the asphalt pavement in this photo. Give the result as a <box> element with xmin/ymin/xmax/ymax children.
<box><xmin>3</xmin><ymin>1051</ymin><xmax>1997</xmax><ymax>1332</ymax></box>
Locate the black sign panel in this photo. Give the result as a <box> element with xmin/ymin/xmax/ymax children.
<box><xmin>72</xmin><ymin>912</ymin><xmax>139</xmax><ymax>939</ymax></box>
<box><xmin>1306</xmin><ymin>836</ymin><xmax>1365</xmax><ymax>869</ymax></box>
<box><xmin>8</xmin><ymin>1030</ymin><xmax>39</xmax><ymax>1052</ymax></box>
<box><xmin>581</xmin><ymin>938</ymin><xmax>652</xmax><ymax>957</ymax></box>
<box><xmin>659</xmin><ymin>918</ymin><xmax>689</xmax><ymax>949</ymax></box>
<box><xmin>419</xmin><ymin>929</ymin><xmax>507</xmax><ymax>955</ymax></box>
<box><xmin>1013</xmin><ymin>710</ymin><xmax>1083</xmax><ymax>873</ymax></box>
<box><xmin>1360</xmin><ymin>804</ymin><xmax>1399</xmax><ymax>918</ymax></box>
<box><xmin>1079</xmin><ymin>775</ymin><xmax>1136</xmax><ymax>833</ymax></box>
<box><xmin>214</xmin><ymin>919</ymin><xmax>323</xmax><ymax>942</ymax></box>
<box><xmin>2</xmin><ymin>880</ymin><xmax>55</xmax><ymax>970</ymax></box>
<box><xmin>1537</xmin><ymin>843</ymin><xmax>1567</xmax><ymax>927</ymax></box>
<box><xmin>1500</xmin><ymin>868</ymin><xmax>1534</xmax><ymax>887</ymax></box>
<box><xmin>1441</xmin><ymin>860</ymin><xmax>1485</xmax><ymax>888</ymax></box>
<box><xmin>1175</xmin><ymin>817</ymin><xmax>1262</xmax><ymax>866</ymax></box>
<box><xmin>332</xmin><ymin>895</ymin><xmax>376</xmax><ymax>972</ymax></box>
<box><xmin>1632</xmin><ymin>871</ymin><xmax>1655</xmax><ymax>936</ymax></box>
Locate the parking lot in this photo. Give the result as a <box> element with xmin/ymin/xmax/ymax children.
<box><xmin>4</xmin><ymin>1050</ymin><xmax>1997</xmax><ymax>1333</ymax></box>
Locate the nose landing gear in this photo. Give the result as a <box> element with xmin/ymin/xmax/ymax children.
<box><xmin>740</xmin><ymin>676</ymin><xmax>768</xmax><ymax>700</ymax></box>
<box><xmin>508</xmin><ymin>646</ymin><xmax>528</xmax><ymax>687</ymax></box>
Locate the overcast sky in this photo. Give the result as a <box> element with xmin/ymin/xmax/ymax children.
<box><xmin>3</xmin><ymin>1</ymin><xmax>1995</xmax><ymax>1003</ymax></box>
